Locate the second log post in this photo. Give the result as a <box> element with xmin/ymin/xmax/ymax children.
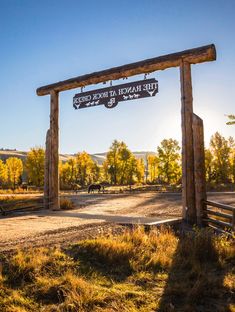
<box><xmin>193</xmin><ymin>114</ymin><xmax>207</xmax><ymax>226</ymax></box>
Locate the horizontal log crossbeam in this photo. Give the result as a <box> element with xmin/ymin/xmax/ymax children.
<box><xmin>37</xmin><ymin>44</ymin><xmax>216</xmax><ymax>96</ymax></box>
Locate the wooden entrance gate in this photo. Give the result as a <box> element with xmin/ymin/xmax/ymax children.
<box><xmin>37</xmin><ymin>44</ymin><xmax>216</xmax><ymax>225</ymax></box>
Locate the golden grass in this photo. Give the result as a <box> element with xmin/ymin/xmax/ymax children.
<box><xmin>60</xmin><ymin>198</ymin><xmax>75</xmax><ymax>210</ymax></box>
<box><xmin>0</xmin><ymin>195</ymin><xmax>42</xmax><ymax>212</ymax></box>
<box><xmin>0</xmin><ymin>227</ymin><xmax>234</xmax><ymax>311</ymax></box>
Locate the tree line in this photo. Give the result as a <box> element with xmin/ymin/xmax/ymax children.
<box><xmin>0</xmin><ymin>131</ymin><xmax>234</xmax><ymax>190</ymax></box>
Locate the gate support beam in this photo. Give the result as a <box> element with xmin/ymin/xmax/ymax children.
<box><xmin>49</xmin><ymin>90</ymin><xmax>60</xmax><ymax>210</ymax></box>
<box><xmin>180</xmin><ymin>61</ymin><xmax>196</xmax><ymax>224</ymax></box>
<box><xmin>193</xmin><ymin>114</ymin><xmax>207</xmax><ymax>226</ymax></box>
<box><xmin>37</xmin><ymin>44</ymin><xmax>216</xmax><ymax>96</ymax></box>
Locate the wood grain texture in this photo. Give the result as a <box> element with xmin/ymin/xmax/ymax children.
<box><xmin>49</xmin><ymin>91</ymin><xmax>60</xmax><ymax>210</ymax></box>
<box><xmin>37</xmin><ymin>44</ymin><xmax>216</xmax><ymax>96</ymax></box>
<box><xmin>44</xmin><ymin>129</ymin><xmax>50</xmax><ymax>209</ymax></box>
<box><xmin>180</xmin><ymin>61</ymin><xmax>196</xmax><ymax>224</ymax></box>
<box><xmin>193</xmin><ymin>114</ymin><xmax>207</xmax><ymax>226</ymax></box>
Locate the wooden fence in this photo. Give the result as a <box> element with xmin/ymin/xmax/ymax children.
<box><xmin>0</xmin><ymin>197</ymin><xmax>51</xmax><ymax>215</ymax></box>
<box><xmin>204</xmin><ymin>200</ymin><xmax>235</xmax><ymax>233</ymax></box>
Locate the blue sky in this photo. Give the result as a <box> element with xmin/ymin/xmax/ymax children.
<box><xmin>0</xmin><ymin>0</ymin><xmax>234</xmax><ymax>154</ymax></box>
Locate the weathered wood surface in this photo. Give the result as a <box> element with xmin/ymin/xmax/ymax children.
<box><xmin>204</xmin><ymin>218</ymin><xmax>232</xmax><ymax>228</ymax></box>
<box><xmin>206</xmin><ymin>209</ymin><xmax>232</xmax><ymax>220</ymax></box>
<box><xmin>204</xmin><ymin>200</ymin><xmax>235</xmax><ymax>212</ymax></box>
<box><xmin>204</xmin><ymin>200</ymin><xmax>235</xmax><ymax>230</ymax></box>
<box><xmin>233</xmin><ymin>209</ymin><xmax>235</xmax><ymax>230</ymax></box>
<box><xmin>37</xmin><ymin>44</ymin><xmax>216</xmax><ymax>96</ymax></box>
<box><xmin>44</xmin><ymin>129</ymin><xmax>50</xmax><ymax>209</ymax></box>
<box><xmin>193</xmin><ymin>114</ymin><xmax>207</xmax><ymax>226</ymax></box>
<box><xmin>49</xmin><ymin>91</ymin><xmax>60</xmax><ymax>210</ymax></box>
<box><xmin>180</xmin><ymin>61</ymin><xmax>196</xmax><ymax>224</ymax></box>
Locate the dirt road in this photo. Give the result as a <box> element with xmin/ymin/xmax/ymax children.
<box><xmin>0</xmin><ymin>192</ymin><xmax>234</xmax><ymax>252</ymax></box>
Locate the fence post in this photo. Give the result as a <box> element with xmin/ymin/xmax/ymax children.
<box><xmin>233</xmin><ymin>209</ymin><xmax>235</xmax><ymax>231</ymax></box>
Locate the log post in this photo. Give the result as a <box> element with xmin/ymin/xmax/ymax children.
<box><xmin>49</xmin><ymin>90</ymin><xmax>60</xmax><ymax>210</ymax></box>
<box><xmin>193</xmin><ymin>114</ymin><xmax>207</xmax><ymax>226</ymax></box>
<box><xmin>232</xmin><ymin>209</ymin><xmax>235</xmax><ymax>231</ymax></box>
<box><xmin>180</xmin><ymin>61</ymin><xmax>196</xmax><ymax>224</ymax></box>
<box><xmin>44</xmin><ymin>129</ymin><xmax>50</xmax><ymax>209</ymax></box>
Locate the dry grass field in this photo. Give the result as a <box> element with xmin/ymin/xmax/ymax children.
<box><xmin>0</xmin><ymin>227</ymin><xmax>234</xmax><ymax>312</ymax></box>
<box><xmin>0</xmin><ymin>192</ymin><xmax>234</xmax><ymax>311</ymax></box>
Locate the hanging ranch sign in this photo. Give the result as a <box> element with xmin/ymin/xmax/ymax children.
<box><xmin>73</xmin><ymin>78</ymin><xmax>158</xmax><ymax>109</ymax></box>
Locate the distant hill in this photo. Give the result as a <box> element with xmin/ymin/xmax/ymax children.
<box><xmin>0</xmin><ymin>150</ymin><xmax>28</xmax><ymax>161</ymax></box>
<box><xmin>0</xmin><ymin>150</ymin><xmax>156</xmax><ymax>165</ymax></box>
<box><xmin>89</xmin><ymin>151</ymin><xmax>156</xmax><ymax>165</ymax></box>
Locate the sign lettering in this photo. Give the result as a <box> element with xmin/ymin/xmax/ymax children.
<box><xmin>73</xmin><ymin>78</ymin><xmax>158</xmax><ymax>109</ymax></box>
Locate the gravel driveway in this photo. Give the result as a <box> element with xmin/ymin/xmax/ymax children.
<box><xmin>0</xmin><ymin>191</ymin><xmax>234</xmax><ymax>252</ymax></box>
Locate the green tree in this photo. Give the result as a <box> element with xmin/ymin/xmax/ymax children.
<box><xmin>205</xmin><ymin>149</ymin><xmax>213</xmax><ymax>183</ymax></box>
<box><xmin>59</xmin><ymin>158</ymin><xmax>78</xmax><ymax>189</ymax></box>
<box><xmin>59</xmin><ymin>159</ymin><xmax>75</xmax><ymax>189</ymax></box>
<box><xmin>229</xmin><ymin>149</ymin><xmax>235</xmax><ymax>183</ymax></box>
<box><xmin>75</xmin><ymin>152</ymin><xmax>99</xmax><ymax>186</ymax></box>
<box><xmin>90</xmin><ymin>162</ymin><xmax>101</xmax><ymax>184</ymax></box>
<box><xmin>125</xmin><ymin>156</ymin><xmax>145</xmax><ymax>185</ymax></box>
<box><xmin>0</xmin><ymin>160</ymin><xmax>7</xmax><ymax>187</ymax></box>
<box><xmin>104</xmin><ymin>140</ymin><xmax>122</xmax><ymax>185</ymax></box>
<box><xmin>209</xmin><ymin>132</ymin><xmax>230</xmax><ymax>184</ymax></box>
<box><xmin>228</xmin><ymin>137</ymin><xmax>235</xmax><ymax>183</ymax></box>
<box><xmin>136</xmin><ymin>158</ymin><xmax>145</xmax><ymax>183</ymax></box>
<box><xmin>103</xmin><ymin>140</ymin><xmax>144</xmax><ymax>185</ymax></box>
<box><xmin>226</xmin><ymin>114</ymin><xmax>235</xmax><ymax>125</ymax></box>
<box><xmin>25</xmin><ymin>147</ymin><xmax>45</xmax><ymax>186</ymax></box>
<box><xmin>125</xmin><ymin>155</ymin><xmax>137</xmax><ymax>185</ymax></box>
<box><xmin>60</xmin><ymin>154</ymin><xmax>100</xmax><ymax>189</ymax></box>
<box><xmin>67</xmin><ymin>158</ymin><xmax>77</xmax><ymax>185</ymax></box>
<box><xmin>147</xmin><ymin>155</ymin><xmax>158</xmax><ymax>182</ymax></box>
<box><xmin>119</xmin><ymin>143</ymin><xmax>132</xmax><ymax>184</ymax></box>
<box><xmin>157</xmin><ymin>139</ymin><xmax>181</xmax><ymax>184</ymax></box>
<box><xmin>6</xmin><ymin>157</ymin><xmax>23</xmax><ymax>189</ymax></box>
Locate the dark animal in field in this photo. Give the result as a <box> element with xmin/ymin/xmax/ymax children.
<box><xmin>88</xmin><ymin>184</ymin><xmax>102</xmax><ymax>193</ymax></box>
<box><xmin>21</xmin><ymin>183</ymin><xmax>28</xmax><ymax>191</ymax></box>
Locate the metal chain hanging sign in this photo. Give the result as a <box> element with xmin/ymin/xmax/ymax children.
<box><xmin>73</xmin><ymin>78</ymin><xmax>158</xmax><ymax>109</ymax></box>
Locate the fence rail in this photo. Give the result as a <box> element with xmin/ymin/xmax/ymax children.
<box><xmin>204</xmin><ymin>200</ymin><xmax>235</xmax><ymax>232</ymax></box>
<box><xmin>0</xmin><ymin>196</ymin><xmax>57</xmax><ymax>215</ymax></box>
